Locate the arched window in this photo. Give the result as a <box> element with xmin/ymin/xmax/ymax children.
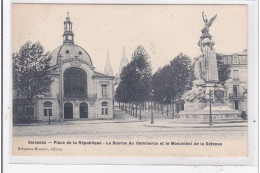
<box><xmin>102</xmin><ymin>101</ymin><xmax>108</xmax><ymax>107</ymax></box>
<box><xmin>64</xmin><ymin>67</ymin><xmax>87</xmax><ymax>98</ymax></box>
<box><xmin>44</xmin><ymin>101</ymin><xmax>52</xmax><ymax>116</ymax></box>
<box><xmin>101</xmin><ymin>101</ymin><xmax>108</xmax><ymax>115</ymax></box>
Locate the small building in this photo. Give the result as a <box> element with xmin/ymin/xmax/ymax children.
<box><xmin>13</xmin><ymin>14</ymin><xmax>114</xmax><ymax>122</ymax></box>
<box><xmin>222</xmin><ymin>50</ymin><xmax>248</xmax><ymax>113</ymax></box>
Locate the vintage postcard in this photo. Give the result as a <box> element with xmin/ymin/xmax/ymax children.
<box><xmin>11</xmin><ymin>4</ymin><xmax>251</xmax><ymax>161</ymax></box>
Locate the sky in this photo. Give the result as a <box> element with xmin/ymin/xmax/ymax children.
<box><xmin>12</xmin><ymin>4</ymin><xmax>247</xmax><ymax>74</ymax></box>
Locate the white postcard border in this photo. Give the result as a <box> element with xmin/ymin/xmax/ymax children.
<box><xmin>3</xmin><ymin>0</ymin><xmax>258</xmax><ymax>170</ymax></box>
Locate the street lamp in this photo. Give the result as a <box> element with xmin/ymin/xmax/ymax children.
<box><xmin>151</xmin><ymin>89</ymin><xmax>154</xmax><ymax>124</ymax></box>
<box><xmin>48</xmin><ymin>105</ymin><xmax>51</xmax><ymax>125</ymax></box>
<box><xmin>209</xmin><ymin>90</ymin><xmax>213</xmax><ymax>125</ymax></box>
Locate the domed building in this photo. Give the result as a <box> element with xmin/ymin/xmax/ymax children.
<box><xmin>35</xmin><ymin>14</ymin><xmax>114</xmax><ymax>121</ymax></box>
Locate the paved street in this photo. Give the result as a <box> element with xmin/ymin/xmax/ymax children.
<box><xmin>13</xmin><ymin>107</ymin><xmax>248</xmax><ymax>141</ymax></box>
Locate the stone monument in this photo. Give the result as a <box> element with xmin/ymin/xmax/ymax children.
<box><xmin>179</xmin><ymin>12</ymin><xmax>239</xmax><ymax>119</ymax></box>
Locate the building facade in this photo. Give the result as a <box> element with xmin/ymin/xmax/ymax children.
<box><xmin>14</xmin><ymin>14</ymin><xmax>114</xmax><ymax>122</ymax></box>
<box><xmin>223</xmin><ymin>50</ymin><xmax>248</xmax><ymax>114</ymax></box>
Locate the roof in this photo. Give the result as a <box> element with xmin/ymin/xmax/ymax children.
<box><xmin>221</xmin><ymin>51</ymin><xmax>248</xmax><ymax>57</ymax></box>
<box><xmin>49</xmin><ymin>42</ymin><xmax>93</xmax><ymax>67</ymax></box>
<box><xmin>93</xmin><ymin>71</ymin><xmax>114</xmax><ymax>79</ymax></box>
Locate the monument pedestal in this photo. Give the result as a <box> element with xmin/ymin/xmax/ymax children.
<box><xmin>179</xmin><ymin>105</ymin><xmax>239</xmax><ymax>119</ymax></box>
<box><xmin>179</xmin><ymin>82</ymin><xmax>240</xmax><ymax>119</ymax></box>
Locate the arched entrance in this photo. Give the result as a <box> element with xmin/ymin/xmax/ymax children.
<box><xmin>64</xmin><ymin>102</ymin><xmax>73</xmax><ymax>119</ymax></box>
<box><xmin>80</xmin><ymin>102</ymin><xmax>88</xmax><ymax>118</ymax></box>
<box><xmin>64</xmin><ymin>67</ymin><xmax>87</xmax><ymax>98</ymax></box>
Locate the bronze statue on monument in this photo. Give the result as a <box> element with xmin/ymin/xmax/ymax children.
<box><xmin>202</xmin><ymin>12</ymin><xmax>217</xmax><ymax>30</ymax></box>
<box><xmin>201</xmin><ymin>12</ymin><xmax>217</xmax><ymax>38</ymax></box>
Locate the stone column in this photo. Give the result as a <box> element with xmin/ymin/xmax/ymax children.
<box><xmin>199</xmin><ymin>38</ymin><xmax>219</xmax><ymax>82</ymax></box>
<box><xmin>74</xmin><ymin>101</ymin><xmax>80</xmax><ymax>119</ymax></box>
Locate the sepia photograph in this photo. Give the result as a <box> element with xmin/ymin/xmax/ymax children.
<box><xmin>11</xmin><ymin>4</ymin><xmax>249</xmax><ymax>158</ymax></box>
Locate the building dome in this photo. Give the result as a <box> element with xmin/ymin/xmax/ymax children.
<box><xmin>49</xmin><ymin>42</ymin><xmax>93</xmax><ymax>67</ymax></box>
<box><xmin>49</xmin><ymin>13</ymin><xmax>93</xmax><ymax>67</ymax></box>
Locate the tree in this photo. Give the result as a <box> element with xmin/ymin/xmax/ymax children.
<box><xmin>13</xmin><ymin>41</ymin><xmax>51</xmax><ymax>106</ymax></box>
<box><xmin>115</xmin><ymin>45</ymin><xmax>152</xmax><ymax>119</ymax></box>
<box><xmin>130</xmin><ymin>45</ymin><xmax>152</xmax><ymax>119</ymax></box>
<box><xmin>115</xmin><ymin>65</ymin><xmax>133</xmax><ymax>112</ymax></box>
<box><xmin>216</xmin><ymin>53</ymin><xmax>231</xmax><ymax>84</ymax></box>
<box><xmin>115</xmin><ymin>61</ymin><xmax>135</xmax><ymax>114</ymax></box>
<box><xmin>152</xmin><ymin>65</ymin><xmax>173</xmax><ymax>116</ymax></box>
<box><xmin>151</xmin><ymin>67</ymin><xmax>164</xmax><ymax>104</ymax></box>
<box><xmin>169</xmin><ymin>53</ymin><xmax>194</xmax><ymax>118</ymax></box>
<box><xmin>131</xmin><ymin>45</ymin><xmax>152</xmax><ymax>102</ymax></box>
<box><xmin>114</xmin><ymin>81</ymin><xmax>124</xmax><ymax>109</ymax></box>
<box><xmin>152</xmin><ymin>53</ymin><xmax>194</xmax><ymax>118</ymax></box>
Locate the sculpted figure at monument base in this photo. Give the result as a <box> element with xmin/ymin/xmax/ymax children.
<box><xmin>180</xmin><ymin>82</ymin><xmax>239</xmax><ymax>119</ymax></box>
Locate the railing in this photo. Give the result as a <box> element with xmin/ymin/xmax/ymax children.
<box><xmin>62</xmin><ymin>93</ymin><xmax>97</xmax><ymax>100</ymax></box>
<box><xmin>64</xmin><ymin>93</ymin><xmax>88</xmax><ymax>98</ymax></box>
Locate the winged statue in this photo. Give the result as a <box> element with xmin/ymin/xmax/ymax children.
<box><xmin>202</xmin><ymin>12</ymin><xmax>217</xmax><ymax>30</ymax></box>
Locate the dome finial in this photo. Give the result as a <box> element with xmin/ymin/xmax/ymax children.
<box><xmin>66</xmin><ymin>12</ymin><xmax>70</xmax><ymax>21</ymax></box>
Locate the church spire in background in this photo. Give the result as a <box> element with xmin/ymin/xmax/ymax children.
<box><xmin>104</xmin><ymin>50</ymin><xmax>113</xmax><ymax>76</ymax></box>
<box><xmin>119</xmin><ymin>46</ymin><xmax>128</xmax><ymax>74</ymax></box>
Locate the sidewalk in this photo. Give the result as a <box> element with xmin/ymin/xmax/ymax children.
<box><xmin>126</xmin><ymin>109</ymin><xmax>248</xmax><ymax>128</ymax></box>
<box><xmin>13</xmin><ymin>108</ymin><xmax>140</xmax><ymax>126</ymax></box>
<box><xmin>143</xmin><ymin>121</ymin><xmax>248</xmax><ymax>128</ymax></box>
<box><xmin>14</xmin><ymin>108</ymin><xmax>248</xmax><ymax>128</ymax></box>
